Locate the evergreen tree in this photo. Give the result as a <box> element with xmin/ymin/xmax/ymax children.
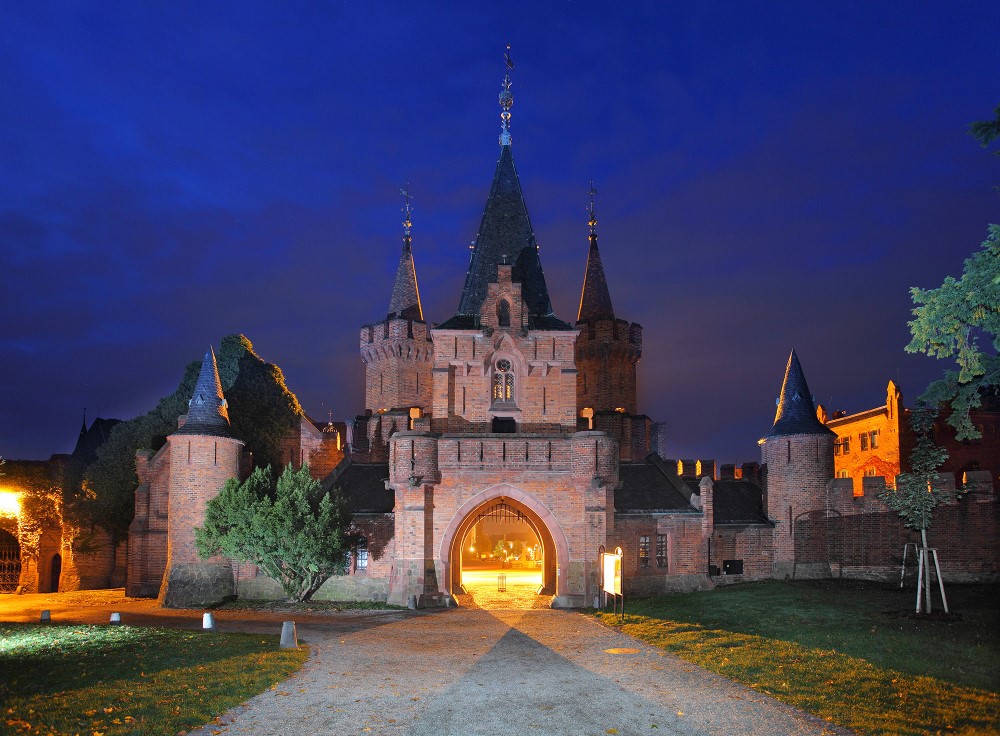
<box><xmin>195</xmin><ymin>465</ymin><xmax>353</xmax><ymax>602</ymax></box>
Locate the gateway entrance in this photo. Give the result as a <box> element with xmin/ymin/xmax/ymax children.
<box><xmin>450</xmin><ymin>497</ymin><xmax>556</xmax><ymax>608</ymax></box>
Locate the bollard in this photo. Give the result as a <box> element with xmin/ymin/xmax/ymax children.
<box><xmin>40</xmin><ymin>610</ymin><xmax>51</xmax><ymax>624</ymax></box>
<box><xmin>202</xmin><ymin>612</ymin><xmax>216</xmax><ymax>632</ymax></box>
<box><xmin>109</xmin><ymin>612</ymin><xmax>122</xmax><ymax>625</ymax></box>
<box><xmin>280</xmin><ymin>621</ymin><xmax>298</xmax><ymax>648</ymax></box>
<box><xmin>407</xmin><ymin>594</ymin><xmax>417</xmax><ymax>610</ymax></box>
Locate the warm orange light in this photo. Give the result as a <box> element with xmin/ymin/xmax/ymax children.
<box><xmin>0</xmin><ymin>490</ymin><xmax>21</xmax><ymax>518</ymax></box>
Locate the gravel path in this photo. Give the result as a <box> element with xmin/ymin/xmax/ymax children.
<box><xmin>188</xmin><ymin>607</ymin><xmax>851</xmax><ymax>736</ymax></box>
<box><xmin>1</xmin><ymin>591</ymin><xmax>852</xmax><ymax>735</ymax></box>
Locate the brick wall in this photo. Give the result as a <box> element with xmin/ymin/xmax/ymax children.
<box><xmin>762</xmin><ymin>431</ymin><xmax>835</xmax><ymax>576</ymax></box>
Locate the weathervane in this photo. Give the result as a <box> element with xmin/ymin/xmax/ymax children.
<box><xmin>588</xmin><ymin>181</ymin><xmax>598</xmax><ymax>237</ymax></box>
<box><xmin>499</xmin><ymin>43</ymin><xmax>514</xmax><ymax>146</ymax></box>
<box><xmin>401</xmin><ymin>186</ymin><xmax>413</xmax><ymax>242</ymax></box>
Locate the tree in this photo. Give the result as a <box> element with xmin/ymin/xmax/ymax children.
<box><xmin>905</xmin><ymin>225</ymin><xmax>1000</xmax><ymax>440</ymax></box>
<box><xmin>194</xmin><ymin>465</ymin><xmax>354</xmax><ymax>602</ymax></box>
<box><xmin>80</xmin><ymin>334</ymin><xmax>303</xmax><ymax>540</ymax></box>
<box><xmin>879</xmin><ymin>406</ymin><xmax>953</xmax><ymax>613</ymax></box>
<box><xmin>969</xmin><ymin>103</ymin><xmax>1000</xmax><ymax>154</ymax></box>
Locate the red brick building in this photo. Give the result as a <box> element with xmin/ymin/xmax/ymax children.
<box><xmin>125</xmin><ymin>69</ymin><xmax>998</xmax><ymax>608</ymax></box>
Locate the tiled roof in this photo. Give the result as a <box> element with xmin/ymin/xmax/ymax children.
<box><xmin>322</xmin><ymin>458</ymin><xmax>393</xmax><ymax>514</ymax></box>
<box><xmin>763</xmin><ymin>350</ymin><xmax>835</xmax><ymax>439</ymax></box>
<box><xmin>615</xmin><ymin>454</ymin><xmax>698</xmax><ymax>512</ymax></box>
<box><xmin>174</xmin><ymin>347</ymin><xmax>235</xmax><ymax>438</ymax></box>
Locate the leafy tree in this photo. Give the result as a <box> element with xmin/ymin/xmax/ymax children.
<box><xmin>905</xmin><ymin>225</ymin><xmax>1000</xmax><ymax>440</ymax></box>
<box><xmin>194</xmin><ymin>465</ymin><xmax>353</xmax><ymax>602</ymax></box>
<box><xmin>76</xmin><ymin>360</ymin><xmax>200</xmax><ymax>541</ymax></box>
<box><xmin>218</xmin><ymin>334</ymin><xmax>303</xmax><ymax>470</ymax></box>
<box><xmin>80</xmin><ymin>334</ymin><xmax>303</xmax><ymax>540</ymax></box>
<box><xmin>878</xmin><ymin>406</ymin><xmax>953</xmax><ymax>612</ymax></box>
<box><xmin>969</xmin><ymin>103</ymin><xmax>1000</xmax><ymax>155</ymax></box>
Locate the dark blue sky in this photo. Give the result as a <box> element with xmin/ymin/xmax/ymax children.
<box><xmin>2</xmin><ymin>3</ymin><xmax>997</xmax><ymax>463</ymax></box>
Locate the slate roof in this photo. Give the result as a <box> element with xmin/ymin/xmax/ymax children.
<box><xmin>174</xmin><ymin>347</ymin><xmax>235</xmax><ymax>438</ymax></box>
<box><xmin>615</xmin><ymin>454</ymin><xmax>698</xmax><ymax>513</ymax></box>
<box><xmin>708</xmin><ymin>480</ymin><xmax>772</xmax><ymax>526</ymax></box>
<box><xmin>763</xmin><ymin>350</ymin><xmax>835</xmax><ymax>439</ymax></box>
<box><xmin>388</xmin><ymin>239</ymin><xmax>423</xmax><ymax>321</ymax></box>
<box><xmin>577</xmin><ymin>236</ymin><xmax>615</xmax><ymax>322</ymax></box>
<box><xmin>441</xmin><ymin>144</ymin><xmax>571</xmax><ymax>331</ymax></box>
<box><xmin>322</xmin><ymin>458</ymin><xmax>393</xmax><ymax>514</ymax></box>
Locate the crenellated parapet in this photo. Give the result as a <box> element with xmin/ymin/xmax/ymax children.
<box><xmin>360</xmin><ymin>317</ymin><xmax>434</xmax><ymax>414</ymax></box>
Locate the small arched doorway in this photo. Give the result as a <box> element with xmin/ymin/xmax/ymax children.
<box><xmin>0</xmin><ymin>529</ymin><xmax>21</xmax><ymax>593</ymax></box>
<box><xmin>49</xmin><ymin>553</ymin><xmax>62</xmax><ymax>593</ymax></box>
<box><xmin>442</xmin><ymin>487</ymin><xmax>569</xmax><ymax>607</ymax></box>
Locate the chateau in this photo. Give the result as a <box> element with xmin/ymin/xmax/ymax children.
<box><xmin>4</xmin><ymin>68</ymin><xmax>995</xmax><ymax>604</ymax></box>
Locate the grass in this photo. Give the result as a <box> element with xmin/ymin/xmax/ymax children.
<box><xmin>0</xmin><ymin>624</ymin><xmax>308</xmax><ymax>736</ymax></box>
<box><xmin>598</xmin><ymin>580</ymin><xmax>999</xmax><ymax>736</ymax></box>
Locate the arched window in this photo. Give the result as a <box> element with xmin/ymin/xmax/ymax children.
<box><xmin>493</xmin><ymin>358</ymin><xmax>515</xmax><ymax>405</ymax></box>
<box><xmin>497</xmin><ymin>299</ymin><xmax>511</xmax><ymax>327</ymax></box>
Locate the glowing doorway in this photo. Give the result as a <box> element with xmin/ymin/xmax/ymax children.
<box><xmin>460</xmin><ymin>499</ymin><xmax>543</xmax><ymax>592</ymax></box>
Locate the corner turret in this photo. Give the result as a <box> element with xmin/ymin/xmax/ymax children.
<box><xmin>759</xmin><ymin>350</ymin><xmax>835</xmax><ymax>578</ymax></box>
<box><xmin>159</xmin><ymin>346</ymin><xmax>244</xmax><ymax>608</ymax></box>
<box><xmin>359</xmin><ymin>191</ymin><xmax>433</xmax><ymax>448</ymax></box>
<box><xmin>574</xmin><ymin>184</ymin><xmax>645</xmax><ymax>460</ymax></box>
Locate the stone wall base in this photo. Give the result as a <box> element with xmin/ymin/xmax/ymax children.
<box><xmin>160</xmin><ymin>563</ymin><xmax>234</xmax><ymax>608</ymax></box>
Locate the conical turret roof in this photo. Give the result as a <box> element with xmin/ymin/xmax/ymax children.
<box><xmin>577</xmin><ymin>235</ymin><xmax>615</xmax><ymax>323</ymax></box>
<box><xmin>763</xmin><ymin>350</ymin><xmax>835</xmax><ymax>439</ymax></box>
<box><xmin>388</xmin><ymin>240</ymin><xmax>423</xmax><ymax>321</ymax></box>
<box><xmin>174</xmin><ymin>346</ymin><xmax>234</xmax><ymax>437</ymax></box>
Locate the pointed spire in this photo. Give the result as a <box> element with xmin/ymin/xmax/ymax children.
<box><xmin>388</xmin><ymin>187</ymin><xmax>423</xmax><ymax>321</ymax></box>
<box><xmin>79</xmin><ymin>409</ymin><xmax>88</xmax><ymax>438</ymax></box>
<box><xmin>175</xmin><ymin>346</ymin><xmax>234</xmax><ymax>437</ymax></box>
<box><xmin>764</xmin><ymin>350</ymin><xmax>835</xmax><ymax>438</ymax></box>
<box><xmin>577</xmin><ymin>182</ymin><xmax>616</xmax><ymax>322</ymax></box>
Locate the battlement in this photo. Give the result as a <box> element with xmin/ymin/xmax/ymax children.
<box><xmin>576</xmin><ymin>317</ymin><xmax>642</xmax><ymax>351</ymax></box>
<box><xmin>360</xmin><ymin>316</ymin><xmax>432</xmax><ymax>346</ymax></box>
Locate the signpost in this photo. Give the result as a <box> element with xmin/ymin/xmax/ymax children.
<box><xmin>600</xmin><ymin>545</ymin><xmax>624</xmax><ymax>621</ymax></box>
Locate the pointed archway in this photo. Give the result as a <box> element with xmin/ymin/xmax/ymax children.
<box><xmin>440</xmin><ymin>485</ymin><xmax>570</xmax><ymax>604</ymax></box>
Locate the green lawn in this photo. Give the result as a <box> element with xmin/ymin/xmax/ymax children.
<box><xmin>0</xmin><ymin>624</ymin><xmax>308</xmax><ymax>736</ymax></box>
<box><xmin>599</xmin><ymin>580</ymin><xmax>999</xmax><ymax>736</ymax></box>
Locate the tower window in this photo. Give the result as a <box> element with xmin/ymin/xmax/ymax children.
<box><xmin>492</xmin><ymin>358</ymin><xmax>515</xmax><ymax>406</ymax></box>
<box><xmin>497</xmin><ymin>299</ymin><xmax>511</xmax><ymax>327</ymax></box>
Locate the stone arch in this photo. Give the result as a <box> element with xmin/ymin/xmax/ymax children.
<box><xmin>440</xmin><ymin>484</ymin><xmax>570</xmax><ymax>599</ymax></box>
<box><xmin>0</xmin><ymin>528</ymin><xmax>21</xmax><ymax>593</ymax></box>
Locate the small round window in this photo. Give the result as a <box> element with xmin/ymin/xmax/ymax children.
<box><xmin>496</xmin><ymin>359</ymin><xmax>512</xmax><ymax>372</ymax></box>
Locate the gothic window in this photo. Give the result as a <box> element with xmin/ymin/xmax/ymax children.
<box><xmin>493</xmin><ymin>358</ymin><xmax>515</xmax><ymax>406</ymax></box>
<box><xmin>497</xmin><ymin>299</ymin><xmax>511</xmax><ymax>327</ymax></box>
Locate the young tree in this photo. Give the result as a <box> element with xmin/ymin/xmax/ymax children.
<box><xmin>905</xmin><ymin>225</ymin><xmax>1000</xmax><ymax>440</ymax></box>
<box><xmin>879</xmin><ymin>406</ymin><xmax>953</xmax><ymax>613</ymax></box>
<box><xmin>194</xmin><ymin>465</ymin><xmax>354</xmax><ymax>602</ymax></box>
